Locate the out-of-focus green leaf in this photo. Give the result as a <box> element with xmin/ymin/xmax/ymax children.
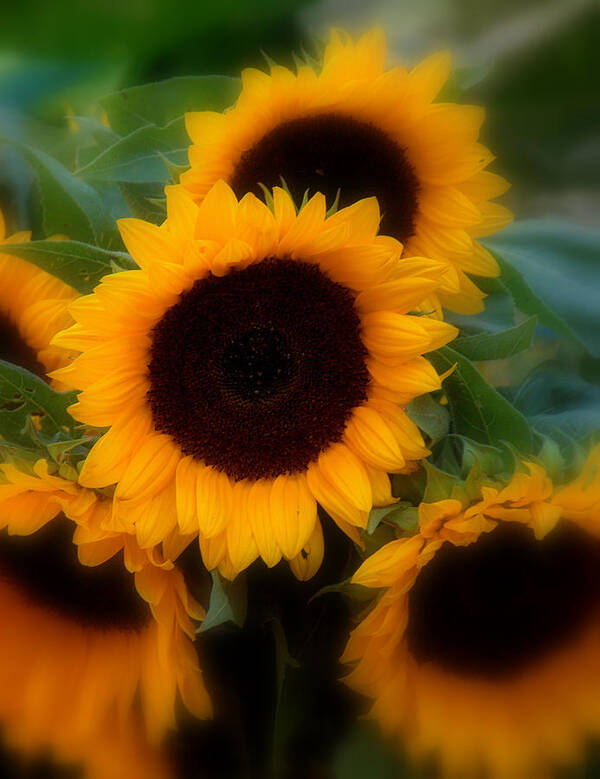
<box><xmin>334</xmin><ymin>722</ymin><xmax>414</xmax><ymax>779</ymax></box>
<box><xmin>101</xmin><ymin>75</ymin><xmax>241</xmax><ymax>135</ymax></box>
<box><xmin>309</xmin><ymin>578</ymin><xmax>375</xmax><ymax>604</ymax></box>
<box><xmin>2</xmin><ymin>140</ymin><xmax>117</xmax><ymax>246</ymax></box>
<box><xmin>484</xmin><ymin>220</ymin><xmax>600</xmax><ymax>357</ymax></box>
<box><xmin>509</xmin><ymin>365</ymin><xmax>600</xmax><ymax>442</ymax></box>
<box><xmin>406</xmin><ymin>394</ymin><xmax>449</xmax><ymax>445</ymax></box>
<box><xmin>0</xmin><ymin>360</ymin><xmax>77</xmax><ymax>447</ymax></box>
<box><xmin>422</xmin><ymin>461</ymin><xmax>459</xmax><ymax>502</ymax></box>
<box><xmin>457</xmin><ymin>437</ymin><xmax>508</xmax><ymax>477</ymax></box>
<box><xmin>119</xmin><ymin>182</ymin><xmax>167</xmax><ymax>224</ymax></box>
<box><xmin>45</xmin><ymin>436</ymin><xmax>96</xmax><ymax>463</ymax></box>
<box><xmin>197</xmin><ymin>571</ymin><xmax>247</xmax><ymax>633</ymax></box>
<box><xmin>76</xmin><ymin>117</ymin><xmax>188</xmax><ymax>182</ymax></box>
<box><xmin>3</xmin><ymin>240</ymin><xmax>135</xmax><ymax>293</ymax></box>
<box><xmin>452</xmin><ymin>316</ymin><xmax>537</xmax><ymax>362</ymax></box>
<box><xmin>430</xmin><ymin>346</ymin><xmax>533</xmax><ymax>454</ymax></box>
<box><xmin>366</xmin><ymin>503</ymin><xmax>418</xmax><ymax>535</ymax></box>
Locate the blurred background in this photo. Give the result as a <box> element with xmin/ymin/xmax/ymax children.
<box><xmin>0</xmin><ymin>1</ymin><xmax>598</xmax><ymax>777</ymax></box>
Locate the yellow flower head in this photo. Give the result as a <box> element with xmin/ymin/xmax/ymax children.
<box><xmin>52</xmin><ymin>182</ymin><xmax>458</xmax><ymax>578</ymax></box>
<box><xmin>0</xmin><ymin>460</ymin><xmax>211</xmax><ymax>771</ymax></box>
<box><xmin>0</xmin><ymin>210</ymin><xmax>77</xmax><ymax>380</ymax></box>
<box><xmin>344</xmin><ymin>449</ymin><xmax>600</xmax><ymax>778</ymax></box>
<box><xmin>180</xmin><ymin>29</ymin><xmax>512</xmax><ymax>315</ymax></box>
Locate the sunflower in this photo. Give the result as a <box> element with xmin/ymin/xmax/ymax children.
<box><xmin>343</xmin><ymin>449</ymin><xmax>600</xmax><ymax>778</ymax></box>
<box><xmin>0</xmin><ymin>209</ymin><xmax>77</xmax><ymax>379</ymax></box>
<box><xmin>51</xmin><ymin>182</ymin><xmax>457</xmax><ymax>578</ymax></box>
<box><xmin>0</xmin><ymin>459</ymin><xmax>211</xmax><ymax>775</ymax></box>
<box><xmin>180</xmin><ymin>29</ymin><xmax>512</xmax><ymax>315</ymax></box>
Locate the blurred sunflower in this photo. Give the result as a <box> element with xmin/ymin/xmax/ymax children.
<box><xmin>180</xmin><ymin>29</ymin><xmax>512</xmax><ymax>315</ymax></box>
<box><xmin>0</xmin><ymin>460</ymin><xmax>211</xmax><ymax>774</ymax></box>
<box><xmin>343</xmin><ymin>449</ymin><xmax>600</xmax><ymax>778</ymax></box>
<box><xmin>0</xmin><ymin>210</ymin><xmax>77</xmax><ymax>380</ymax></box>
<box><xmin>51</xmin><ymin>182</ymin><xmax>457</xmax><ymax>578</ymax></box>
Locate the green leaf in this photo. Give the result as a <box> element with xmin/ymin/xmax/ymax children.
<box><xmin>452</xmin><ymin>316</ymin><xmax>537</xmax><ymax>362</ymax></box>
<box><xmin>101</xmin><ymin>75</ymin><xmax>241</xmax><ymax>135</ymax></box>
<box><xmin>45</xmin><ymin>436</ymin><xmax>96</xmax><ymax>464</ymax></box>
<box><xmin>406</xmin><ymin>394</ymin><xmax>450</xmax><ymax>445</ymax></box>
<box><xmin>76</xmin><ymin>117</ymin><xmax>189</xmax><ymax>182</ymax></box>
<box><xmin>430</xmin><ymin>346</ymin><xmax>533</xmax><ymax>454</ymax></box>
<box><xmin>4</xmin><ymin>240</ymin><xmax>135</xmax><ymax>293</ymax></box>
<box><xmin>4</xmin><ymin>140</ymin><xmax>117</xmax><ymax>246</ymax></box>
<box><xmin>334</xmin><ymin>722</ymin><xmax>413</xmax><ymax>779</ymax></box>
<box><xmin>422</xmin><ymin>461</ymin><xmax>459</xmax><ymax>502</ymax></box>
<box><xmin>510</xmin><ymin>365</ymin><xmax>600</xmax><ymax>443</ymax></box>
<box><xmin>457</xmin><ymin>437</ymin><xmax>508</xmax><ymax>477</ymax></box>
<box><xmin>366</xmin><ymin>503</ymin><xmax>418</xmax><ymax>535</ymax></box>
<box><xmin>0</xmin><ymin>360</ymin><xmax>77</xmax><ymax>448</ymax></box>
<box><xmin>536</xmin><ymin>435</ymin><xmax>566</xmax><ymax>482</ymax></box>
<box><xmin>309</xmin><ymin>578</ymin><xmax>375</xmax><ymax>604</ymax></box>
<box><xmin>484</xmin><ymin>220</ymin><xmax>600</xmax><ymax>357</ymax></box>
<box><xmin>119</xmin><ymin>182</ymin><xmax>167</xmax><ymax>224</ymax></box>
<box><xmin>196</xmin><ymin>571</ymin><xmax>247</xmax><ymax>633</ymax></box>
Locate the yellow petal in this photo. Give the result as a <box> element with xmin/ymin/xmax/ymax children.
<box><xmin>352</xmin><ymin>535</ymin><xmax>424</xmax><ymax>588</ymax></box>
<box><xmin>344</xmin><ymin>405</ymin><xmax>406</xmax><ymax>472</ymax></box>
<box><xmin>175</xmin><ymin>456</ymin><xmax>199</xmax><ymax>535</ymax></box>
<box><xmin>196</xmin><ymin>466</ymin><xmax>234</xmax><ymax>538</ymax></box>
<box><xmin>165</xmin><ymin>185</ymin><xmax>199</xmax><ymax>236</ymax></box>
<box><xmin>316</xmin><ymin>443</ymin><xmax>372</xmax><ymax>512</ymax></box>
<box><xmin>356</xmin><ymin>277</ymin><xmax>440</xmax><ymax>316</ymax></box>
<box><xmin>78</xmin><ymin>409</ymin><xmax>154</xmax><ymax>489</ymax></box>
<box><xmin>326</xmin><ymin>197</ymin><xmax>381</xmax><ymax>241</ymax></box>
<box><xmin>365</xmin><ymin>465</ymin><xmax>395</xmax><ymax>507</ymax></box>
<box><xmin>289</xmin><ymin>520</ymin><xmax>324</xmax><ymax>581</ymax></box>
<box><xmin>367</xmin><ymin>356</ymin><xmax>441</xmax><ymax>398</ymax></box>
<box><xmin>236</xmin><ymin>192</ymin><xmax>278</xmax><ymax>258</ymax></box>
<box><xmin>226</xmin><ymin>482</ymin><xmax>258</xmax><ymax>574</ymax></box>
<box><xmin>269</xmin><ymin>473</ymin><xmax>317</xmax><ymax>559</ymax></box>
<box><xmin>407</xmin><ymin>51</ymin><xmax>452</xmax><ymax>103</ymax></box>
<box><xmin>185</xmin><ymin>111</ymin><xmax>227</xmax><ymax>145</ymax></box>
<box><xmin>118</xmin><ymin>218</ymin><xmax>182</xmax><ymax>270</ymax></box>
<box><xmin>195</xmin><ymin>180</ymin><xmax>239</xmax><ymax>243</ymax></box>
<box><xmin>272</xmin><ymin>186</ymin><xmax>296</xmax><ymax>235</ymax></box>
<box><xmin>198</xmin><ymin>531</ymin><xmax>227</xmax><ymax>570</ymax></box>
<box><xmin>248</xmin><ymin>479</ymin><xmax>282</xmax><ymax>568</ymax></box>
<box><xmin>457</xmin><ymin>241</ymin><xmax>500</xmax><ymax>277</ymax></box>
<box><xmin>115</xmin><ymin>434</ymin><xmax>180</xmax><ymax>502</ymax></box>
<box><xmin>369</xmin><ymin>399</ymin><xmax>430</xmax><ymax>461</ymax></box>
<box><xmin>469</xmin><ymin>201</ymin><xmax>513</xmax><ymax>238</ymax></box>
<box><xmin>277</xmin><ymin>193</ymin><xmax>326</xmax><ymax>256</ymax></box>
<box><xmin>361</xmin><ymin>311</ymin><xmax>432</xmax><ymax>362</ymax></box>
<box><xmin>132</xmin><ymin>484</ymin><xmax>177</xmax><ymax>549</ymax></box>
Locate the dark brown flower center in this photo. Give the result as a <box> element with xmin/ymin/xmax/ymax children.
<box><xmin>0</xmin><ymin>312</ymin><xmax>46</xmax><ymax>377</ymax></box>
<box><xmin>0</xmin><ymin>515</ymin><xmax>150</xmax><ymax>630</ymax></box>
<box><xmin>148</xmin><ymin>258</ymin><xmax>369</xmax><ymax>482</ymax></box>
<box><xmin>229</xmin><ymin>113</ymin><xmax>420</xmax><ymax>243</ymax></box>
<box><xmin>406</xmin><ymin>522</ymin><xmax>600</xmax><ymax>679</ymax></box>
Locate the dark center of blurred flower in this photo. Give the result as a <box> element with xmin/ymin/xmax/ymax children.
<box><xmin>229</xmin><ymin>113</ymin><xmax>420</xmax><ymax>244</ymax></box>
<box><xmin>0</xmin><ymin>516</ymin><xmax>150</xmax><ymax>630</ymax></box>
<box><xmin>0</xmin><ymin>313</ymin><xmax>46</xmax><ymax>378</ymax></box>
<box><xmin>148</xmin><ymin>258</ymin><xmax>369</xmax><ymax>482</ymax></box>
<box><xmin>406</xmin><ymin>522</ymin><xmax>600</xmax><ymax>679</ymax></box>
